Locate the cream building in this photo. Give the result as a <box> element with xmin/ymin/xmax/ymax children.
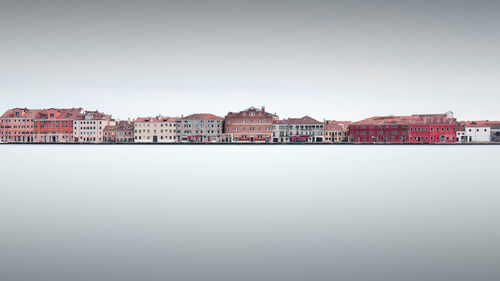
<box><xmin>134</xmin><ymin>115</ymin><xmax>178</xmax><ymax>143</ymax></box>
<box><xmin>272</xmin><ymin>116</ymin><xmax>324</xmax><ymax>143</ymax></box>
<box><xmin>324</xmin><ymin>120</ymin><xmax>351</xmax><ymax>143</ymax></box>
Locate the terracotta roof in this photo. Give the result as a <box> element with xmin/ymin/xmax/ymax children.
<box><xmin>135</xmin><ymin>116</ymin><xmax>179</xmax><ymax>123</ymax></box>
<box><xmin>462</xmin><ymin>121</ymin><xmax>500</xmax><ymax>128</ymax></box>
<box><xmin>180</xmin><ymin>113</ymin><xmax>223</xmax><ymax>120</ymax></box>
<box><xmin>30</xmin><ymin>108</ymin><xmax>84</xmax><ymax>120</ymax></box>
<box><xmin>325</xmin><ymin>120</ymin><xmax>352</xmax><ymax>131</ymax></box>
<box><xmin>104</xmin><ymin>120</ymin><xmax>134</xmax><ymax>131</ymax></box>
<box><xmin>355</xmin><ymin>113</ymin><xmax>457</xmax><ymax>125</ymax></box>
<box><xmin>276</xmin><ymin>116</ymin><xmax>323</xmax><ymax>125</ymax></box>
<box><xmin>274</xmin><ymin>120</ymin><xmax>289</xmax><ymax>124</ymax></box>
<box><xmin>491</xmin><ymin>123</ymin><xmax>500</xmax><ymax>130</ymax></box>
<box><xmin>76</xmin><ymin>110</ymin><xmax>111</xmax><ymax>120</ymax></box>
<box><xmin>1</xmin><ymin>108</ymin><xmax>42</xmax><ymax>118</ymax></box>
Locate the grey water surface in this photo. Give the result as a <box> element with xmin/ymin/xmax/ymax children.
<box><xmin>1</xmin><ymin>145</ymin><xmax>499</xmax><ymax>281</ymax></box>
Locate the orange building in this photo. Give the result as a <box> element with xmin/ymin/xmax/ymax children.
<box><xmin>223</xmin><ymin>106</ymin><xmax>278</xmax><ymax>143</ymax></box>
<box><xmin>33</xmin><ymin>108</ymin><xmax>83</xmax><ymax>143</ymax></box>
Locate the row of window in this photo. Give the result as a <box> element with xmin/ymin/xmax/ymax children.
<box><xmin>177</xmin><ymin>120</ymin><xmax>221</xmax><ymax>124</ymax></box>
<box><xmin>355</xmin><ymin>131</ymin><xmax>406</xmax><ymax>135</ymax></box>
<box><xmin>273</xmin><ymin>125</ymin><xmax>324</xmax><ymax>130</ymax></box>
<box><xmin>135</xmin><ymin>129</ymin><xmax>175</xmax><ymax>134</ymax></box>
<box><xmin>179</xmin><ymin>130</ymin><xmax>220</xmax><ymax>134</ymax></box>
<box><xmin>352</xmin><ymin>125</ymin><xmax>407</xmax><ymax>129</ymax></box>
<box><xmin>135</xmin><ymin>135</ymin><xmax>175</xmax><ymax>140</ymax></box>
<box><xmin>227</xmin><ymin>119</ymin><xmax>270</xmax><ymax>124</ymax></box>
<box><xmin>233</xmin><ymin>135</ymin><xmax>266</xmax><ymax>141</ymax></box>
<box><xmin>180</xmin><ymin>124</ymin><xmax>221</xmax><ymax>128</ymax></box>
<box><xmin>0</xmin><ymin>119</ymin><xmax>34</xmax><ymax>123</ymax></box>
<box><xmin>227</xmin><ymin>127</ymin><xmax>271</xmax><ymax>132</ymax></box>
<box><xmin>135</xmin><ymin>123</ymin><xmax>175</xmax><ymax>127</ymax></box>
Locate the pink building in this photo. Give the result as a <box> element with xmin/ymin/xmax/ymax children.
<box><xmin>73</xmin><ymin>110</ymin><xmax>113</xmax><ymax>143</ymax></box>
<box><xmin>0</xmin><ymin>108</ymin><xmax>41</xmax><ymax>143</ymax></box>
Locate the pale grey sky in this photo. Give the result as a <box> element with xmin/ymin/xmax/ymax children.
<box><xmin>1</xmin><ymin>0</ymin><xmax>499</xmax><ymax>121</ymax></box>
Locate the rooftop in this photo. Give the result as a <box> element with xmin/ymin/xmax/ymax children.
<box><xmin>277</xmin><ymin>116</ymin><xmax>323</xmax><ymax>125</ymax></box>
<box><xmin>1</xmin><ymin>108</ymin><xmax>42</xmax><ymax>118</ymax></box>
<box><xmin>104</xmin><ymin>120</ymin><xmax>134</xmax><ymax>131</ymax></box>
<box><xmin>136</xmin><ymin>116</ymin><xmax>179</xmax><ymax>123</ymax></box>
<box><xmin>355</xmin><ymin>112</ymin><xmax>457</xmax><ymax>125</ymax></box>
<box><xmin>180</xmin><ymin>113</ymin><xmax>223</xmax><ymax>120</ymax></box>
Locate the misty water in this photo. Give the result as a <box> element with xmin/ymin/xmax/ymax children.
<box><xmin>1</xmin><ymin>145</ymin><xmax>499</xmax><ymax>281</ymax></box>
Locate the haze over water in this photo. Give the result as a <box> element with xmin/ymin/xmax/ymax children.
<box><xmin>1</xmin><ymin>145</ymin><xmax>500</xmax><ymax>281</ymax></box>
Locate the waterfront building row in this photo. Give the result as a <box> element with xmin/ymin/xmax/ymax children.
<box><xmin>1</xmin><ymin>107</ymin><xmax>500</xmax><ymax>143</ymax></box>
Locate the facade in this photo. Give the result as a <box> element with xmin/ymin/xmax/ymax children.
<box><xmin>104</xmin><ymin>120</ymin><xmax>135</xmax><ymax>143</ymax></box>
<box><xmin>272</xmin><ymin>116</ymin><xmax>324</xmax><ymax>143</ymax></box>
<box><xmin>223</xmin><ymin>106</ymin><xmax>278</xmax><ymax>143</ymax></box>
<box><xmin>491</xmin><ymin>124</ymin><xmax>500</xmax><ymax>143</ymax></box>
<box><xmin>349</xmin><ymin>123</ymin><xmax>409</xmax><ymax>143</ymax></box>
<box><xmin>408</xmin><ymin>124</ymin><xmax>458</xmax><ymax>143</ymax></box>
<box><xmin>456</xmin><ymin>123</ymin><xmax>467</xmax><ymax>143</ymax></box>
<box><xmin>176</xmin><ymin>113</ymin><xmax>224</xmax><ymax>143</ymax></box>
<box><xmin>73</xmin><ymin>111</ymin><xmax>112</xmax><ymax>143</ymax></box>
<box><xmin>457</xmin><ymin>121</ymin><xmax>500</xmax><ymax>143</ymax></box>
<box><xmin>463</xmin><ymin>123</ymin><xmax>491</xmax><ymax>143</ymax></box>
<box><xmin>134</xmin><ymin>116</ymin><xmax>178</xmax><ymax>143</ymax></box>
<box><xmin>33</xmin><ymin>108</ymin><xmax>83</xmax><ymax>143</ymax></box>
<box><xmin>348</xmin><ymin>112</ymin><xmax>458</xmax><ymax>143</ymax></box>
<box><xmin>0</xmin><ymin>108</ymin><xmax>41</xmax><ymax>143</ymax></box>
<box><xmin>324</xmin><ymin>120</ymin><xmax>351</xmax><ymax>143</ymax></box>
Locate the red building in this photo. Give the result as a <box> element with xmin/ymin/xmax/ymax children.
<box><xmin>223</xmin><ymin>106</ymin><xmax>278</xmax><ymax>143</ymax></box>
<box><xmin>33</xmin><ymin>108</ymin><xmax>83</xmax><ymax>143</ymax></box>
<box><xmin>0</xmin><ymin>108</ymin><xmax>41</xmax><ymax>143</ymax></box>
<box><xmin>348</xmin><ymin>121</ymin><xmax>409</xmax><ymax>143</ymax></box>
<box><xmin>104</xmin><ymin>120</ymin><xmax>135</xmax><ymax>143</ymax></box>
<box><xmin>407</xmin><ymin>113</ymin><xmax>458</xmax><ymax>143</ymax></box>
<box><xmin>348</xmin><ymin>112</ymin><xmax>458</xmax><ymax>143</ymax></box>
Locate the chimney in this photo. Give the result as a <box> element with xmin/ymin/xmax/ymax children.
<box><xmin>128</xmin><ymin>118</ymin><xmax>131</xmax><ymax>124</ymax></box>
<box><xmin>262</xmin><ymin>106</ymin><xmax>265</xmax><ymax>112</ymax></box>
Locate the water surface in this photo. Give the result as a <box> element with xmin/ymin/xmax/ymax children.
<box><xmin>1</xmin><ymin>145</ymin><xmax>499</xmax><ymax>281</ymax></box>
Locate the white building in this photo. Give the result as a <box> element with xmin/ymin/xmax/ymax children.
<box><xmin>272</xmin><ymin>116</ymin><xmax>324</xmax><ymax>143</ymax></box>
<box><xmin>134</xmin><ymin>115</ymin><xmax>178</xmax><ymax>143</ymax></box>
<box><xmin>464</xmin><ymin>125</ymin><xmax>490</xmax><ymax>143</ymax></box>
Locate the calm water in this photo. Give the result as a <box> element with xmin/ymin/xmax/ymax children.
<box><xmin>1</xmin><ymin>145</ymin><xmax>499</xmax><ymax>281</ymax></box>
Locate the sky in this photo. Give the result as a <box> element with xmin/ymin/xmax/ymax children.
<box><xmin>1</xmin><ymin>0</ymin><xmax>499</xmax><ymax>121</ymax></box>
